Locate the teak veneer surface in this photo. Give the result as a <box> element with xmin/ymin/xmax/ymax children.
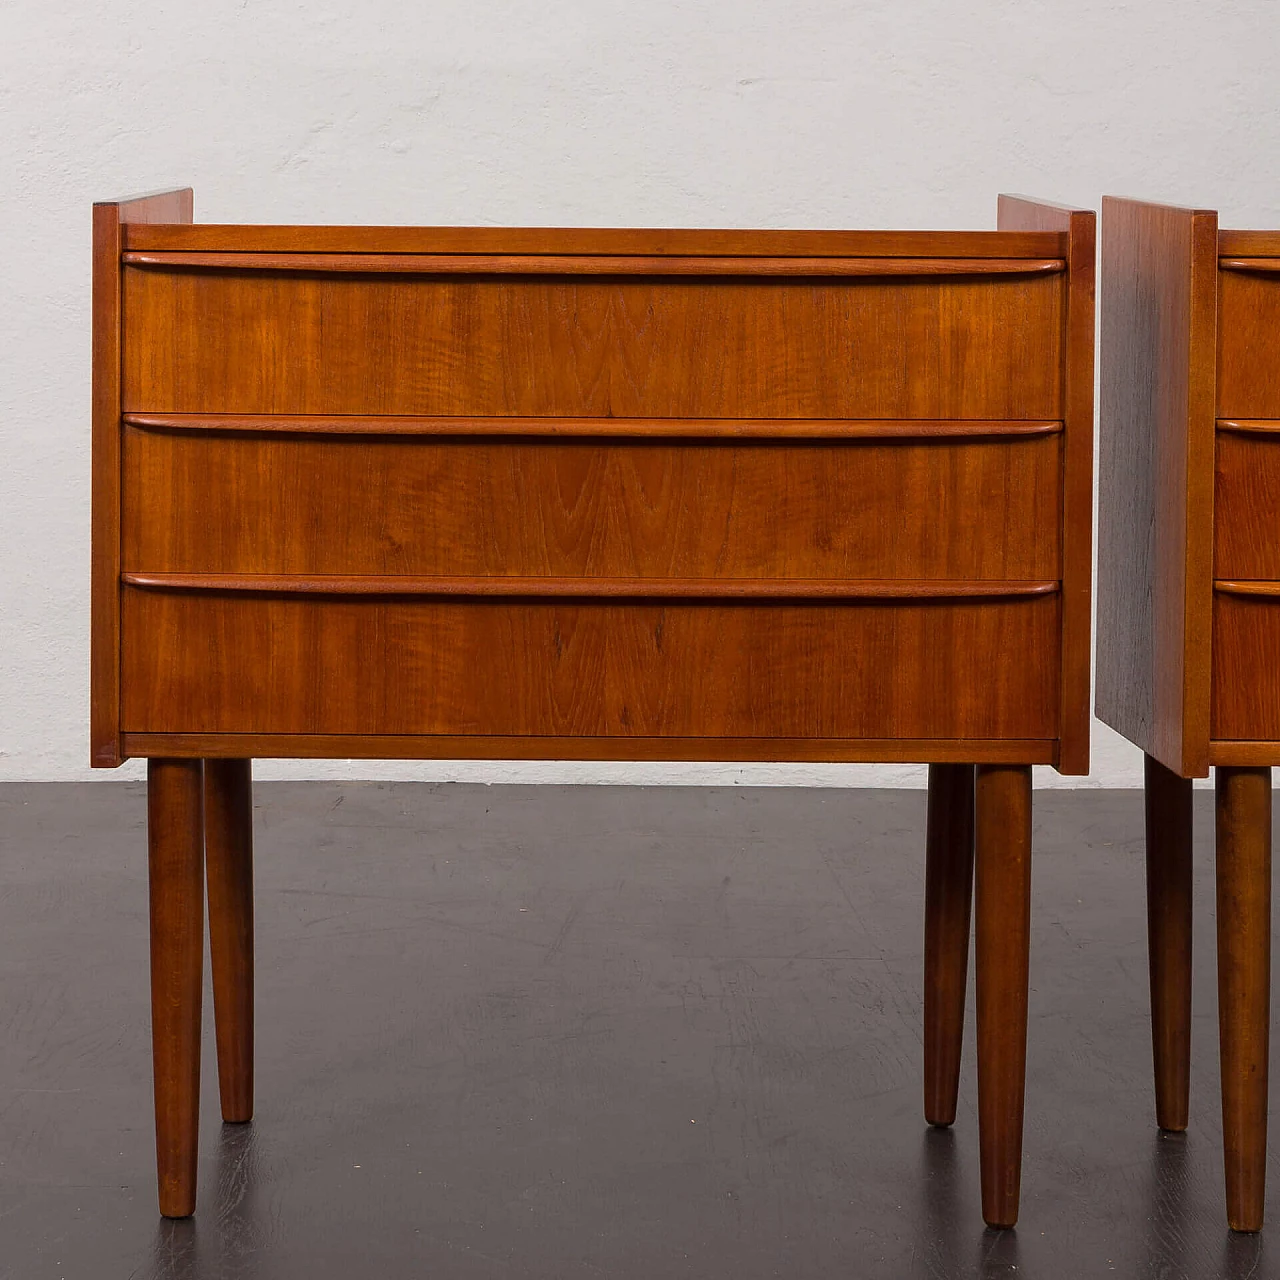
<box><xmin>93</xmin><ymin>189</ymin><xmax>193</xmax><ymax>767</ymax></box>
<box><xmin>1098</xmin><ymin>197</ymin><xmax>1280</xmax><ymax>764</ymax></box>
<box><xmin>120</xmin><ymin>223</ymin><xmax>1069</xmax><ymax>257</ymax></box>
<box><xmin>1218</xmin><ymin>270</ymin><xmax>1280</xmax><ymax>419</ymax></box>
<box><xmin>1096</xmin><ymin>199</ymin><xmax>1218</xmax><ymax>775</ymax></box>
<box><xmin>995</xmin><ymin>195</ymin><xmax>1094</xmax><ymax>777</ymax></box>
<box><xmin>1215</xmin><ymin>430</ymin><xmax>1280</xmax><ymax>579</ymax></box>
<box><xmin>118</xmin><ymin>734</ymin><xmax>1059</xmax><ymax>765</ymax></box>
<box><xmin>122</xmin><ymin>429</ymin><xmax>1062</xmax><ymax>582</ymax></box>
<box><xmin>1213</xmin><ymin>249</ymin><xmax>1280</xmax><ymax>755</ymax></box>
<box><xmin>96</xmin><ymin>198</ymin><xmax>1094</xmax><ymax>772</ymax></box>
<box><xmin>121</xmin><ymin>268</ymin><xmax>1063</xmax><ymax>420</ymax></box>
<box><xmin>1218</xmin><ymin>230</ymin><xmax>1280</xmax><ymax>256</ymax></box>
<box><xmin>1211</xmin><ymin>594</ymin><xmax>1280</xmax><ymax>742</ymax></box>
<box><xmin>120</xmin><ymin>589</ymin><xmax>1061</xmax><ymax>741</ymax></box>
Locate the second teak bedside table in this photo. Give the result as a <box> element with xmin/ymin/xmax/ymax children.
<box><xmin>1099</xmin><ymin>196</ymin><xmax>1279</xmax><ymax>1232</ymax></box>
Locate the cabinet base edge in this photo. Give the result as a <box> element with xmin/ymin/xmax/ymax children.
<box><xmin>1209</xmin><ymin>741</ymin><xmax>1280</xmax><ymax>767</ymax></box>
<box><xmin>119</xmin><ymin>733</ymin><xmax>1058</xmax><ymax>766</ymax></box>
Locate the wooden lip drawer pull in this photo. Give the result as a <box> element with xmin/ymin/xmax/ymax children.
<box><xmin>1217</xmin><ymin>419</ymin><xmax>1280</xmax><ymax>436</ymax></box>
<box><xmin>1215</xmin><ymin>580</ymin><xmax>1280</xmax><ymax>598</ymax></box>
<box><xmin>121</xmin><ymin>413</ymin><xmax>1065</xmax><ymax>440</ymax></box>
<box><xmin>1219</xmin><ymin>258</ymin><xmax>1280</xmax><ymax>274</ymax></box>
<box><xmin>121</xmin><ymin>251</ymin><xmax>1067</xmax><ymax>277</ymax></box>
<box><xmin>120</xmin><ymin>223</ymin><xmax>1069</xmax><ymax>257</ymax></box>
<box><xmin>121</xmin><ymin>572</ymin><xmax>1060</xmax><ymax>601</ymax></box>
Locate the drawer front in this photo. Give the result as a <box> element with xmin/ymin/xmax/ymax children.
<box><xmin>1218</xmin><ymin>266</ymin><xmax>1280</xmax><ymax>418</ymax></box>
<box><xmin>122</xmin><ymin>268</ymin><xmax>1064</xmax><ymax>419</ymax></box>
<box><xmin>122</xmin><ymin>428</ymin><xmax>1063</xmax><ymax>582</ymax></box>
<box><xmin>1215</xmin><ymin>428</ymin><xmax>1280</xmax><ymax>578</ymax></box>
<box><xmin>1212</xmin><ymin>589</ymin><xmax>1280</xmax><ymax>739</ymax></box>
<box><xmin>121</xmin><ymin>588</ymin><xmax>1061</xmax><ymax>740</ymax></box>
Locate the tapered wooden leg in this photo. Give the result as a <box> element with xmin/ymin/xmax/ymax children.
<box><xmin>205</xmin><ymin>758</ymin><xmax>255</xmax><ymax>1124</ymax></box>
<box><xmin>1216</xmin><ymin>766</ymin><xmax>1272</xmax><ymax>1233</ymax></box>
<box><xmin>1144</xmin><ymin>753</ymin><xmax>1193</xmax><ymax>1132</ymax></box>
<box><xmin>148</xmin><ymin>758</ymin><xmax>205</xmax><ymax>1219</ymax></box>
<box><xmin>974</xmin><ymin>764</ymin><xmax>1032</xmax><ymax>1230</ymax></box>
<box><xmin>924</xmin><ymin>763</ymin><xmax>975</xmax><ymax>1127</ymax></box>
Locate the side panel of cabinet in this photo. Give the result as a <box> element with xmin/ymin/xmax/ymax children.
<box><xmin>1096</xmin><ymin>199</ymin><xmax>1217</xmax><ymax>776</ymax></box>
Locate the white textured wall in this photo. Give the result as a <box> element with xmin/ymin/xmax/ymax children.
<box><xmin>4</xmin><ymin>0</ymin><xmax>1279</xmax><ymax>785</ymax></box>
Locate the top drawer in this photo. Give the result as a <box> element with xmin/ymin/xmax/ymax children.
<box><xmin>1218</xmin><ymin>263</ymin><xmax>1280</xmax><ymax>417</ymax></box>
<box><xmin>121</xmin><ymin>265</ymin><xmax>1065</xmax><ymax>419</ymax></box>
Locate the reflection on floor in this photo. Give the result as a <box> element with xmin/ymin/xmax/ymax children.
<box><xmin>0</xmin><ymin>782</ymin><xmax>1274</xmax><ymax>1279</ymax></box>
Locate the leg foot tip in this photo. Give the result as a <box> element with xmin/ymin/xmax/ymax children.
<box><xmin>1227</xmin><ymin>1203</ymin><xmax>1265</xmax><ymax>1233</ymax></box>
<box><xmin>158</xmin><ymin>1179</ymin><xmax>197</xmax><ymax>1219</ymax></box>
<box><xmin>982</xmin><ymin>1197</ymin><xmax>1020</xmax><ymax>1231</ymax></box>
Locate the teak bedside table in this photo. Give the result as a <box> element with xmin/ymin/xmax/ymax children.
<box><xmin>1098</xmin><ymin>197</ymin><xmax>1279</xmax><ymax>1232</ymax></box>
<box><xmin>92</xmin><ymin>189</ymin><xmax>1095</xmax><ymax>1226</ymax></box>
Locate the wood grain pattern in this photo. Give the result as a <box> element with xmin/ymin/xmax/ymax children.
<box><xmin>120</xmin><ymin>589</ymin><xmax>1061</xmax><ymax>741</ymax></box>
<box><xmin>1219</xmin><ymin>231</ymin><xmax>1280</xmax><ymax>256</ymax></box>
<box><xmin>974</xmin><ymin>763</ymin><xmax>1033</xmax><ymax>1229</ymax></box>
<box><xmin>122</xmin><ymin>430</ymin><xmax>1062</xmax><ymax>584</ymax></box>
<box><xmin>1211</xmin><ymin>592</ymin><xmax>1280</xmax><ymax>740</ymax></box>
<box><xmin>121</xmin><ymin>223</ymin><xmax>1069</xmax><ymax>258</ymax></box>
<box><xmin>1143</xmin><ymin>753</ymin><xmax>1193</xmax><ymax>1132</ymax></box>
<box><xmin>1095</xmin><ymin>198</ymin><xmax>1218</xmax><ymax>777</ymax></box>
<box><xmin>998</xmin><ymin>196</ymin><xmax>1095</xmax><ymax>774</ymax></box>
<box><xmin>92</xmin><ymin>189</ymin><xmax>193</xmax><ymax>766</ymax></box>
<box><xmin>1214</xmin><ymin>428</ymin><xmax>1280</xmax><ymax>578</ymax></box>
<box><xmin>121</xmin><ymin>268</ymin><xmax>1064</xmax><ymax>420</ymax></box>
<box><xmin>1211</xmin><ymin>741</ymin><xmax>1280</xmax><ymax>765</ymax></box>
<box><xmin>1215</xmin><ymin>766</ymin><xmax>1273</xmax><ymax>1232</ymax></box>
<box><xmin>1219</xmin><ymin>267</ymin><xmax>1280</xmax><ymax>418</ymax></box>
<box><xmin>122</xmin><ymin>251</ymin><xmax>1065</xmax><ymax>276</ymax></box>
<box><xmin>923</xmin><ymin>763</ymin><xmax>975</xmax><ymax>1127</ymax></box>
<box><xmin>147</xmin><ymin>757</ymin><xmax>204</xmax><ymax>1218</ymax></box>
<box><xmin>120</xmin><ymin>733</ymin><xmax>1058</xmax><ymax>765</ymax></box>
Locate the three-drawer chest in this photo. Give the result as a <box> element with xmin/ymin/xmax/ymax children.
<box><xmin>93</xmin><ymin>189</ymin><xmax>1095</xmax><ymax>1225</ymax></box>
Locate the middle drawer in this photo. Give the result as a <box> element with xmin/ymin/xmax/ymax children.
<box><xmin>122</xmin><ymin>426</ymin><xmax>1061</xmax><ymax>581</ymax></box>
<box><xmin>1216</xmin><ymin>425</ymin><xmax>1280</xmax><ymax>578</ymax></box>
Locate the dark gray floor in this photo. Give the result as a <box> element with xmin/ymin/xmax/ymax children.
<box><xmin>0</xmin><ymin>782</ymin><xmax>1277</xmax><ymax>1278</ymax></box>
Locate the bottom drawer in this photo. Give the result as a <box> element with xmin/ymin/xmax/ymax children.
<box><xmin>1213</xmin><ymin>588</ymin><xmax>1280</xmax><ymax>739</ymax></box>
<box><xmin>120</xmin><ymin>587</ymin><xmax>1061</xmax><ymax>741</ymax></box>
